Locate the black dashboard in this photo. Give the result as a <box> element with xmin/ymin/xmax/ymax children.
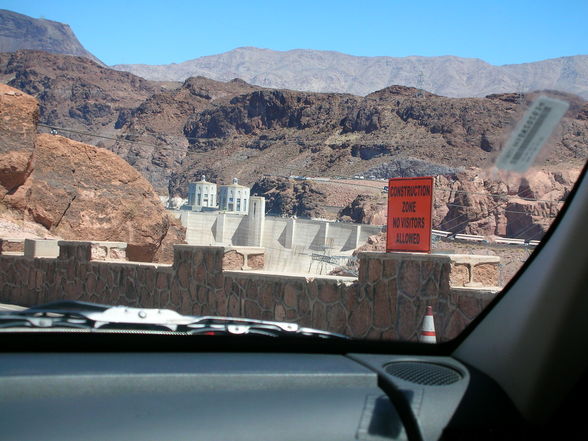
<box><xmin>0</xmin><ymin>350</ymin><xmax>515</xmax><ymax>441</ymax></box>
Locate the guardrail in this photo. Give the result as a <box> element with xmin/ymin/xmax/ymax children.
<box><xmin>432</xmin><ymin>230</ymin><xmax>540</xmax><ymax>246</ymax></box>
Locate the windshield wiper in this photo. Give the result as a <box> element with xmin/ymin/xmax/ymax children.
<box><xmin>0</xmin><ymin>300</ymin><xmax>350</xmax><ymax>339</ymax></box>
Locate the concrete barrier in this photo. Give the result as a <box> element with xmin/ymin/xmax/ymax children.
<box><xmin>56</xmin><ymin>240</ymin><xmax>127</xmax><ymax>261</ymax></box>
<box><xmin>24</xmin><ymin>239</ymin><xmax>59</xmax><ymax>258</ymax></box>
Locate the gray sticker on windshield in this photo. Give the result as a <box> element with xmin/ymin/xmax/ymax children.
<box><xmin>495</xmin><ymin>95</ymin><xmax>569</xmax><ymax>172</ymax></box>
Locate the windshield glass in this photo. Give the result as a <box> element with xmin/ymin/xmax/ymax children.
<box><xmin>0</xmin><ymin>1</ymin><xmax>586</xmax><ymax>343</ymax></box>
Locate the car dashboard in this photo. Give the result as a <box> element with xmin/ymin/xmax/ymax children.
<box><xmin>0</xmin><ymin>350</ymin><xmax>517</xmax><ymax>441</ymax></box>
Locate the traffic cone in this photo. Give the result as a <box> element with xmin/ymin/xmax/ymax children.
<box><xmin>419</xmin><ymin>306</ymin><xmax>437</xmax><ymax>343</ymax></box>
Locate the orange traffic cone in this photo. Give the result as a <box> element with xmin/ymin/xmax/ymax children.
<box><xmin>419</xmin><ymin>306</ymin><xmax>437</xmax><ymax>343</ymax></box>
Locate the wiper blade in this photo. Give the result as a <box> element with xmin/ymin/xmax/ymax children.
<box><xmin>0</xmin><ymin>301</ymin><xmax>350</xmax><ymax>339</ymax></box>
<box><xmin>0</xmin><ymin>314</ymin><xmax>90</xmax><ymax>330</ymax></box>
<box><xmin>24</xmin><ymin>300</ymin><xmax>112</xmax><ymax>313</ymax></box>
<box><xmin>184</xmin><ymin>316</ymin><xmax>349</xmax><ymax>339</ymax></box>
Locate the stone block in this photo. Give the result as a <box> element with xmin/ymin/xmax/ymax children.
<box><xmin>0</xmin><ymin>238</ymin><xmax>24</xmax><ymax>254</ymax></box>
<box><xmin>227</xmin><ymin>295</ymin><xmax>240</xmax><ymax>316</ymax></box>
<box><xmin>284</xmin><ymin>284</ymin><xmax>299</xmax><ymax>308</ymax></box>
<box><xmin>399</xmin><ymin>260</ymin><xmax>421</xmax><ymax>297</ymax></box>
<box><xmin>348</xmin><ymin>297</ymin><xmax>372</xmax><ymax>337</ymax></box>
<box><xmin>222</xmin><ymin>247</ymin><xmax>265</xmax><ymax>271</ymax></box>
<box><xmin>443</xmin><ymin>310</ymin><xmax>469</xmax><ymax>341</ymax></box>
<box><xmin>274</xmin><ymin>304</ymin><xmax>286</xmax><ymax>321</ymax></box>
<box><xmin>246</xmin><ymin>253</ymin><xmax>264</xmax><ymax>270</ymax></box>
<box><xmin>24</xmin><ymin>239</ymin><xmax>59</xmax><ymax>258</ymax></box>
<box><xmin>257</xmin><ymin>282</ymin><xmax>274</xmax><ymax>310</ymax></box>
<box><xmin>397</xmin><ymin>295</ymin><xmax>418</xmax><ymax>341</ymax></box>
<box><xmin>373</xmin><ymin>280</ymin><xmax>394</xmax><ymax>328</ymax></box>
<box><xmin>367</xmin><ymin>258</ymin><xmax>382</xmax><ymax>282</ymax></box>
<box><xmin>243</xmin><ymin>299</ymin><xmax>261</xmax><ymax>318</ymax></box>
<box><xmin>176</xmin><ymin>262</ymin><xmax>190</xmax><ymax>289</ymax></box>
<box><xmin>382</xmin><ymin>259</ymin><xmax>397</xmax><ymax>279</ymax></box>
<box><xmin>449</xmin><ymin>264</ymin><xmax>470</xmax><ymax>287</ymax></box>
<box><xmin>297</xmin><ymin>291</ymin><xmax>311</xmax><ymax>321</ymax></box>
<box><xmin>156</xmin><ymin>271</ymin><xmax>170</xmax><ymax>290</ymax></box>
<box><xmin>317</xmin><ymin>281</ymin><xmax>339</xmax><ymax>303</ymax></box>
<box><xmin>58</xmin><ymin>241</ymin><xmax>91</xmax><ymax>262</ymax></box>
<box><xmin>174</xmin><ymin>244</ymin><xmax>224</xmax><ymax>272</ymax></box>
<box><xmin>446</xmin><ymin>255</ymin><xmax>500</xmax><ymax>288</ymax></box>
<box><xmin>222</xmin><ymin>250</ymin><xmax>245</xmax><ymax>270</ymax></box>
<box><xmin>312</xmin><ymin>301</ymin><xmax>327</xmax><ymax>330</ymax></box>
<box><xmin>326</xmin><ymin>303</ymin><xmax>346</xmax><ymax>333</ymax></box>
<box><xmin>472</xmin><ymin>263</ymin><xmax>499</xmax><ymax>287</ymax></box>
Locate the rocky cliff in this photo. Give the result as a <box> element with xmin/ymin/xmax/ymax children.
<box><xmin>0</xmin><ymin>50</ymin><xmax>162</xmax><ymax>132</ymax></box>
<box><xmin>169</xmin><ymin>86</ymin><xmax>587</xmax><ymax>195</ymax></box>
<box><xmin>0</xmin><ymin>9</ymin><xmax>102</xmax><ymax>64</ymax></box>
<box><xmin>251</xmin><ymin>177</ymin><xmax>327</xmax><ymax>218</ymax></box>
<box><xmin>0</xmin><ymin>83</ymin><xmax>184</xmax><ymax>262</ymax></box>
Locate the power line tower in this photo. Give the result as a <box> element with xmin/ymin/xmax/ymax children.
<box><xmin>415</xmin><ymin>71</ymin><xmax>425</xmax><ymax>98</ymax></box>
<box><xmin>517</xmin><ymin>80</ymin><xmax>526</xmax><ymax>107</ymax></box>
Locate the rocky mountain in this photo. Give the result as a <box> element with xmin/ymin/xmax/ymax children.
<box><xmin>113</xmin><ymin>47</ymin><xmax>588</xmax><ymax>99</ymax></box>
<box><xmin>0</xmin><ymin>11</ymin><xmax>584</xmax><ymax>244</ymax></box>
<box><xmin>0</xmin><ymin>9</ymin><xmax>102</xmax><ymax>65</ymax></box>
<box><xmin>1</xmin><ymin>51</ymin><xmax>586</xmax><ymax>197</ymax></box>
<box><xmin>112</xmin><ymin>76</ymin><xmax>261</xmax><ymax>190</ymax></box>
<box><xmin>0</xmin><ymin>50</ymin><xmax>164</xmax><ymax>132</ymax></box>
<box><xmin>0</xmin><ymin>83</ymin><xmax>184</xmax><ymax>262</ymax></box>
<box><xmin>166</xmin><ymin>86</ymin><xmax>587</xmax><ymax>196</ymax></box>
<box><xmin>0</xmin><ymin>51</ymin><xmax>586</xmax><ymax>242</ymax></box>
<box><xmin>338</xmin><ymin>194</ymin><xmax>388</xmax><ymax>226</ymax></box>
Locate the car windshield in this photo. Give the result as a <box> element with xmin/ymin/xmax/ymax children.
<box><xmin>0</xmin><ymin>1</ymin><xmax>586</xmax><ymax>343</ymax></box>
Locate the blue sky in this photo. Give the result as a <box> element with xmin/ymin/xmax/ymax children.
<box><xmin>3</xmin><ymin>0</ymin><xmax>587</xmax><ymax>66</ymax></box>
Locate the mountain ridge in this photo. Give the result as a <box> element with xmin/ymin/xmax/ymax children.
<box><xmin>1</xmin><ymin>9</ymin><xmax>587</xmax><ymax>99</ymax></box>
<box><xmin>113</xmin><ymin>47</ymin><xmax>588</xmax><ymax>99</ymax></box>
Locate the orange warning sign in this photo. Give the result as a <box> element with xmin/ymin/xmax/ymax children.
<box><xmin>386</xmin><ymin>177</ymin><xmax>433</xmax><ymax>253</ymax></box>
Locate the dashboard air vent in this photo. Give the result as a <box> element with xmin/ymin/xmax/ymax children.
<box><xmin>384</xmin><ymin>362</ymin><xmax>462</xmax><ymax>386</ymax></box>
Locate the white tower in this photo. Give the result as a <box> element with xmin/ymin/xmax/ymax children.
<box><xmin>187</xmin><ymin>175</ymin><xmax>217</xmax><ymax>211</ymax></box>
<box><xmin>218</xmin><ymin>178</ymin><xmax>250</xmax><ymax>214</ymax></box>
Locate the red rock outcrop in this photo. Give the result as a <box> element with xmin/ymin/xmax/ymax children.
<box><xmin>338</xmin><ymin>167</ymin><xmax>580</xmax><ymax>241</ymax></box>
<box><xmin>338</xmin><ymin>194</ymin><xmax>388</xmax><ymax>225</ymax></box>
<box><xmin>0</xmin><ymin>83</ymin><xmax>184</xmax><ymax>262</ymax></box>
<box><xmin>251</xmin><ymin>176</ymin><xmax>328</xmax><ymax>218</ymax></box>
<box><xmin>0</xmin><ymin>85</ymin><xmax>37</xmax><ymax>199</ymax></box>
<box><xmin>437</xmin><ymin>168</ymin><xmax>579</xmax><ymax>239</ymax></box>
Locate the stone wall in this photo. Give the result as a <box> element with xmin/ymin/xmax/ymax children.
<box><xmin>0</xmin><ymin>240</ymin><xmax>499</xmax><ymax>341</ymax></box>
<box><xmin>223</xmin><ymin>271</ymin><xmax>357</xmax><ymax>335</ymax></box>
<box><xmin>357</xmin><ymin>252</ymin><xmax>498</xmax><ymax>341</ymax></box>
